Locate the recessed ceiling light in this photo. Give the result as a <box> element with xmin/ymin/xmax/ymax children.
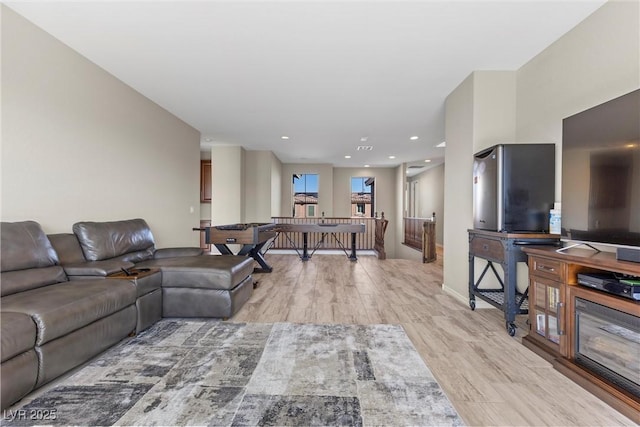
<box><xmin>436</xmin><ymin>141</ymin><xmax>446</xmax><ymax>148</ymax></box>
<box><xmin>281</xmin><ymin>136</ymin><xmax>290</xmax><ymax>140</ymax></box>
<box><xmin>360</xmin><ymin>136</ymin><xmax>369</xmax><ymax>142</ymax></box>
<box><xmin>410</xmin><ymin>136</ymin><xmax>419</xmax><ymax>141</ymax></box>
<box><xmin>424</xmin><ymin>159</ymin><xmax>431</xmax><ymax>163</ymax></box>
<box><xmin>364</xmin><ymin>164</ymin><xmax>370</xmax><ymax>168</ymax></box>
<box><xmin>388</xmin><ymin>156</ymin><xmax>396</xmax><ymax>159</ymax></box>
<box><xmin>204</xmin><ymin>137</ymin><xmax>213</xmax><ymax>142</ymax></box>
<box><xmin>344</xmin><ymin>155</ymin><xmax>351</xmax><ymax>159</ymax></box>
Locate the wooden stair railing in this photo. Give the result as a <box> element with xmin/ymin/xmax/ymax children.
<box><xmin>374</xmin><ymin>212</ymin><xmax>389</xmax><ymax>260</ymax></box>
<box><xmin>403</xmin><ymin>217</ymin><xmax>424</xmax><ymax>251</ymax></box>
<box><xmin>403</xmin><ymin>215</ymin><xmax>437</xmax><ymax>263</ymax></box>
<box><xmin>422</xmin><ymin>219</ymin><xmax>437</xmax><ymax>263</ymax></box>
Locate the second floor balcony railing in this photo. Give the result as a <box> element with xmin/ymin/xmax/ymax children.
<box><xmin>270</xmin><ymin>216</ymin><xmax>376</xmax><ymax>251</ymax></box>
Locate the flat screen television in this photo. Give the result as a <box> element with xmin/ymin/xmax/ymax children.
<box><xmin>561</xmin><ymin>88</ymin><xmax>640</xmax><ymax>259</ymax></box>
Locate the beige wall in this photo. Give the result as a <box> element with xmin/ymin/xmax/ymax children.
<box><xmin>407</xmin><ymin>164</ymin><xmax>445</xmax><ymax>245</ymax></box>
<box><xmin>205</xmin><ymin>148</ymin><xmax>282</xmax><ymax>224</ymax></box>
<box><xmin>443</xmin><ymin>71</ymin><xmax>520</xmax><ymax>304</ymax></box>
<box><xmin>1</xmin><ymin>7</ymin><xmax>201</xmax><ymax>247</ymax></box>
<box><xmin>270</xmin><ymin>153</ymin><xmax>283</xmax><ymax>217</ymax></box>
<box><xmin>442</xmin><ymin>0</ymin><xmax>640</xmax><ymax>303</ymax></box>
<box><xmin>443</xmin><ymin>74</ymin><xmax>475</xmax><ymax>301</ymax></box>
<box><xmin>473</xmin><ymin>71</ymin><xmax>517</xmax><ymax>148</ymax></box>
<box><xmin>516</xmin><ymin>0</ymin><xmax>640</xmax><ymax>201</ymax></box>
<box><xmin>244</xmin><ymin>150</ymin><xmax>279</xmax><ymax>223</ymax></box>
<box><xmin>210</xmin><ymin>146</ymin><xmax>244</xmax><ymax>225</ymax></box>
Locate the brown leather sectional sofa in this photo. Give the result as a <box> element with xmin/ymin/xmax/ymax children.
<box><xmin>0</xmin><ymin>219</ymin><xmax>254</xmax><ymax>410</ymax></box>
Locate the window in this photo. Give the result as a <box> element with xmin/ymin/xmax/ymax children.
<box><xmin>293</xmin><ymin>174</ymin><xmax>319</xmax><ymax>217</ymax></box>
<box><xmin>307</xmin><ymin>205</ymin><xmax>316</xmax><ymax>217</ymax></box>
<box><xmin>351</xmin><ymin>177</ymin><xmax>374</xmax><ymax>217</ymax></box>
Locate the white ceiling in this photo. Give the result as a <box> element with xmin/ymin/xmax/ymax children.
<box><xmin>5</xmin><ymin>0</ymin><xmax>607</xmax><ymax>174</ymax></box>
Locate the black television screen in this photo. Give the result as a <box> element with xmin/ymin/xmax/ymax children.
<box><xmin>561</xmin><ymin>88</ymin><xmax>640</xmax><ymax>248</ymax></box>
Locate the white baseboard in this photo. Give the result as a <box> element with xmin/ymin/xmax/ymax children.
<box><xmin>441</xmin><ymin>283</ymin><xmax>494</xmax><ymax>309</ymax></box>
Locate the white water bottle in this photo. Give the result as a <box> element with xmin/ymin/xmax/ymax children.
<box><xmin>549</xmin><ymin>203</ymin><xmax>561</xmax><ymax>234</ymax></box>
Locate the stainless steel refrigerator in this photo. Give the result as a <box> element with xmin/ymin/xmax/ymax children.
<box><xmin>473</xmin><ymin>144</ymin><xmax>555</xmax><ymax>232</ymax></box>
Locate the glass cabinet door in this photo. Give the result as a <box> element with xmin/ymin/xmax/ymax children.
<box><xmin>532</xmin><ymin>278</ymin><xmax>562</xmax><ymax>346</ymax></box>
<box><xmin>534</xmin><ymin>281</ymin><xmax>547</xmax><ymax>336</ymax></box>
<box><xmin>547</xmin><ymin>286</ymin><xmax>560</xmax><ymax>344</ymax></box>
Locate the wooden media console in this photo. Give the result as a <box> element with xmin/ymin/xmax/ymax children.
<box><xmin>522</xmin><ymin>246</ymin><xmax>639</xmax><ymax>420</ymax></box>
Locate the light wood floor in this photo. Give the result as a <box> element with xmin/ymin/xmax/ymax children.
<box><xmin>233</xmin><ymin>251</ymin><xmax>638</xmax><ymax>427</ymax></box>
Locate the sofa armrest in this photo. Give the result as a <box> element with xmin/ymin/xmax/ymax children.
<box><xmin>153</xmin><ymin>247</ymin><xmax>204</xmax><ymax>259</ymax></box>
<box><xmin>63</xmin><ymin>260</ymin><xmax>135</xmax><ymax>277</ymax></box>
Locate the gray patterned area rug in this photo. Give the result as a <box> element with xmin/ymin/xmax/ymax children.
<box><xmin>8</xmin><ymin>320</ymin><xmax>463</xmax><ymax>426</ymax></box>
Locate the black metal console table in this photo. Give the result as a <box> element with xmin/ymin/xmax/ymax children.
<box><xmin>468</xmin><ymin>229</ymin><xmax>559</xmax><ymax>336</ymax></box>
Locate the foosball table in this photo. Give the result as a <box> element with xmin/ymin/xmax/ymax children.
<box><xmin>200</xmin><ymin>222</ymin><xmax>277</xmax><ymax>273</ymax></box>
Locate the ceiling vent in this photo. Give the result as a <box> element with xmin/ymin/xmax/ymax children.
<box><xmin>357</xmin><ymin>146</ymin><xmax>374</xmax><ymax>151</ymax></box>
<box><xmin>407</xmin><ymin>165</ymin><xmax>424</xmax><ymax>169</ymax></box>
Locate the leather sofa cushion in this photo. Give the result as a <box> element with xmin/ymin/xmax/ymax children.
<box><xmin>1</xmin><ymin>350</ymin><xmax>38</xmax><ymax>410</ymax></box>
<box><xmin>1</xmin><ymin>266</ymin><xmax>67</xmax><ymax>297</ymax></box>
<box><xmin>0</xmin><ymin>221</ymin><xmax>68</xmax><ymax>296</ymax></box>
<box><xmin>154</xmin><ymin>247</ymin><xmax>203</xmax><ymax>259</ymax></box>
<box><xmin>62</xmin><ymin>260</ymin><xmax>136</xmax><ymax>277</ymax></box>
<box><xmin>48</xmin><ymin>233</ymin><xmax>86</xmax><ymax>264</ymax></box>
<box><xmin>1</xmin><ymin>312</ymin><xmax>36</xmax><ymax>362</ymax></box>
<box><xmin>115</xmin><ymin>248</ymin><xmax>156</xmax><ymax>264</ymax></box>
<box><xmin>1</xmin><ymin>221</ymin><xmax>59</xmax><ymax>272</ymax></box>
<box><xmin>0</xmin><ymin>280</ymin><xmax>136</xmax><ymax>346</ymax></box>
<box><xmin>137</xmin><ymin>255</ymin><xmax>253</xmax><ymax>290</ymax></box>
<box><xmin>73</xmin><ymin>219</ymin><xmax>155</xmax><ymax>262</ymax></box>
<box><xmin>162</xmin><ymin>275</ymin><xmax>253</xmax><ymax>318</ymax></box>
